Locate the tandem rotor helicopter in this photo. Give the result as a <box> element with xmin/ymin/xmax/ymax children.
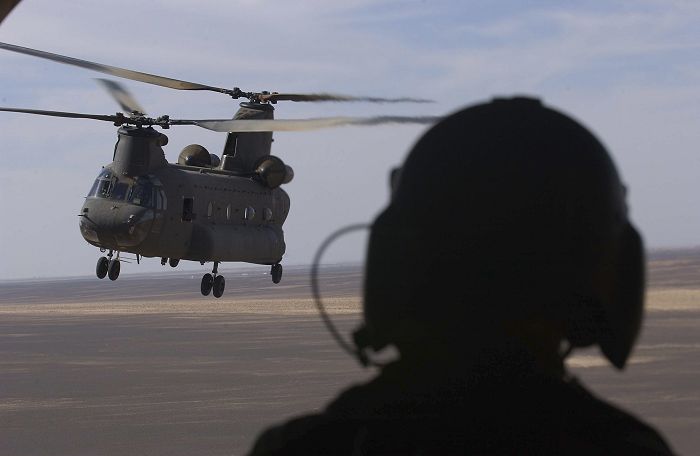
<box><xmin>0</xmin><ymin>42</ymin><xmax>438</xmax><ymax>297</ymax></box>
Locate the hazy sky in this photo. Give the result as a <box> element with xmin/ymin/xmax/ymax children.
<box><xmin>1</xmin><ymin>0</ymin><xmax>699</xmax><ymax>280</ymax></box>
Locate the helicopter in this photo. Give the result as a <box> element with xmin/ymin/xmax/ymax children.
<box><xmin>0</xmin><ymin>42</ymin><xmax>439</xmax><ymax>297</ymax></box>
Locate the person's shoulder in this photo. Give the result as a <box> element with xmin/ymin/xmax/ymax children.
<box><xmin>247</xmin><ymin>411</ymin><xmax>362</xmax><ymax>456</ymax></box>
<box><xmin>247</xmin><ymin>380</ymin><xmax>378</xmax><ymax>456</ymax></box>
<box><xmin>562</xmin><ymin>377</ymin><xmax>675</xmax><ymax>455</ymax></box>
<box><xmin>247</xmin><ymin>371</ymin><xmax>426</xmax><ymax>456</ymax></box>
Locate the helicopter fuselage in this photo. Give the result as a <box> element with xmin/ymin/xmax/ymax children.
<box><xmin>78</xmin><ymin>120</ymin><xmax>290</xmax><ymax>277</ymax></box>
<box><xmin>79</xmin><ymin>163</ymin><xmax>289</xmax><ymax>265</ymax></box>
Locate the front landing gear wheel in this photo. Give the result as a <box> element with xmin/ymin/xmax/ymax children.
<box><xmin>201</xmin><ymin>273</ymin><xmax>214</xmax><ymax>296</ymax></box>
<box><xmin>212</xmin><ymin>275</ymin><xmax>225</xmax><ymax>298</ymax></box>
<box><xmin>169</xmin><ymin>258</ymin><xmax>179</xmax><ymax>268</ymax></box>
<box><xmin>96</xmin><ymin>257</ymin><xmax>109</xmax><ymax>279</ymax></box>
<box><xmin>107</xmin><ymin>259</ymin><xmax>120</xmax><ymax>281</ymax></box>
<box><xmin>271</xmin><ymin>264</ymin><xmax>283</xmax><ymax>284</ymax></box>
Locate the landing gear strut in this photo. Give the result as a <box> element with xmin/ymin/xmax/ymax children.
<box><xmin>107</xmin><ymin>251</ymin><xmax>120</xmax><ymax>280</ymax></box>
<box><xmin>271</xmin><ymin>263</ymin><xmax>283</xmax><ymax>284</ymax></box>
<box><xmin>96</xmin><ymin>250</ymin><xmax>120</xmax><ymax>280</ymax></box>
<box><xmin>201</xmin><ymin>261</ymin><xmax>225</xmax><ymax>298</ymax></box>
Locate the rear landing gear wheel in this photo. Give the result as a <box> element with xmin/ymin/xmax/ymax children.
<box><xmin>201</xmin><ymin>273</ymin><xmax>214</xmax><ymax>296</ymax></box>
<box><xmin>107</xmin><ymin>259</ymin><xmax>120</xmax><ymax>281</ymax></box>
<box><xmin>169</xmin><ymin>258</ymin><xmax>180</xmax><ymax>268</ymax></box>
<box><xmin>212</xmin><ymin>275</ymin><xmax>225</xmax><ymax>298</ymax></box>
<box><xmin>96</xmin><ymin>257</ymin><xmax>109</xmax><ymax>279</ymax></box>
<box><xmin>271</xmin><ymin>264</ymin><xmax>283</xmax><ymax>284</ymax></box>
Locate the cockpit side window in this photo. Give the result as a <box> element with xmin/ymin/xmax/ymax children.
<box><xmin>111</xmin><ymin>182</ymin><xmax>129</xmax><ymax>201</ymax></box>
<box><xmin>87</xmin><ymin>172</ymin><xmax>161</xmax><ymax>207</ymax></box>
<box><xmin>128</xmin><ymin>180</ymin><xmax>154</xmax><ymax>207</ymax></box>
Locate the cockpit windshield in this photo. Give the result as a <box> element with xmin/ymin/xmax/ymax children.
<box><xmin>87</xmin><ymin>170</ymin><xmax>162</xmax><ymax>209</ymax></box>
<box><xmin>88</xmin><ymin>169</ymin><xmax>120</xmax><ymax>200</ymax></box>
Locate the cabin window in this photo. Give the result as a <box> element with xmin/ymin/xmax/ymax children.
<box><xmin>263</xmin><ymin>208</ymin><xmax>273</xmax><ymax>221</ymax></box>
<box><xmin>244</xmin><ymin>206</ymin><xmax>256</xmax><ymax>221</ymax></box>
<box><xmin>226</xmin><ymin>204</ymin><xmax>232</xmax><ymax>220</ymax></box>
<box><xmin>182</xmin><ymin>197</ymin><xmax>194</xmax><ymax>222</ymax></box>
<box><xmin>207</xmin><ymin>202</ymin><xmax>214</xmax><ymax>218</ymax></box>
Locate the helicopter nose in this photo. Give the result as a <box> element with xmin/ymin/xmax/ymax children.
<box><xmin>116</xmin><ymin>209</ymin><xmax>153</xmax><ymax>246</ymax></box>
<box><xmin>79</xmin><ymin>211</ymin><xmax>100</xmax><ymax>244</ymax></box>
<box><xmin>79</xmin><ymin>202</ymin><xmax>152</xmax><ymax>248</ymax></box>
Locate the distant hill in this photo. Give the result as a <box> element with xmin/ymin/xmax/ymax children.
<box><xmin>648</xmin><ymin>247</ymin><xmax>700</xmax><ymax>288</ymax></box>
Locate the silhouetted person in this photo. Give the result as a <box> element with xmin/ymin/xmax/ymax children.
<box><xmin>249</xmin><ymin>97</ymin><xmax>674</xmax><ymax>455</ymax></box>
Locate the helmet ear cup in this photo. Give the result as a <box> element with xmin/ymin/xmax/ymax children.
<box><xmin>599</xmin><ymin>224</ymin><xmax>645</xmax><ymax>369</ymax></box>
<box><xmin>360</xmin><ymin>210</ymin><xmax>414</xmax><ymax>353</ymax></box>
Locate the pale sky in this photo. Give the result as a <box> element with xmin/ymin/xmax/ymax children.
<box><xmin>1</xmin><ymin>0</ymin><xmax>699</xmax><ymax>280</ymax></box>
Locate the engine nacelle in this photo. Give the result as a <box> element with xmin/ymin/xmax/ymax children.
<box><xmin>254</xmin><ymin>155</ymin><xmax>293</xmax><ymax>189</ymax></box>
<box><xmin>178</xmin><ymin>144</ymin><xmax>219</xmax><ymax>168</ymax></box>
<box><xmin>283</xmin><ymin>165</ymin><xmax>294</xmax><ymax>184</ymax></box>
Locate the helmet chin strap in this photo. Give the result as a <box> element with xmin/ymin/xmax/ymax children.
<box><xmin>310</xmin><ymin>223</ymin><xmax>384</xmax><ymax>368</ymax></box>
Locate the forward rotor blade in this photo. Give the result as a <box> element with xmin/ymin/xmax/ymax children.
<box><xmin>97</xmin><ymin>79</ymin><xmax>146</xmax><ymax>114</ymax></box>
<box><xmin>0</xmin><ymin>42</ymin><xmax>433</xmax><ymax>104</ymax></box>
<box><xmin>173</xmin><ymin>115</ymin><xmax>441</xmax><ymax>132</ymax></box>
<box><xmin>260</xmin><ymin>93</ymin><xmax>433</xmax><ymax>104</ymax></box>
<box><xmin>0</xmin><ymin>42</ymin><xmax>229</xmax><ymax>94</ymax></box>
<box><xmin>0</xmin><ymin>106</ymin><xmax>117</xmax><ymax>123</ymax></box>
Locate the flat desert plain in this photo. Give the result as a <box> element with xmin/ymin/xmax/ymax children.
<box><xmin>0</xmin><ymin>252</ymin><xmax>699</xmax><ymax>455</ymax></box>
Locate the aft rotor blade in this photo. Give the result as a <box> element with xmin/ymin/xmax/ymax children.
<box><xmin>97</xmin><ymin>79</ymin><xmax>147</xmax><ymax>114</ymax></box>
<box><xmin>0</xmin><ymin>106</ymin><xmax>117</xmax><ymax>123</ymax></box>
<box><xmin>260</xmin><ymin>93</ymin><xmax>433</xmax><ymax>104</ymax></box>
<box><xmin>0</xmin><ymin>42</ymin><xmax>230</xmax><ymax>94</ymax></box>
<box><xmin>173</xmin><ymin>116</ymin><xmax>442</xmax><ymax>132</ymax></box>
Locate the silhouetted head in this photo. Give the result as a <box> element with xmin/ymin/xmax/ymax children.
<box><xmin>359</xmin><ymin>97</ymin><xmax>644</xmax><ymax>370</ymax></box>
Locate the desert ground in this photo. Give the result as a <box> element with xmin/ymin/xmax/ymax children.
<box><xmin>1</xmin><ymin>251</ymin><xmax>699</xmax><ymax>455</ymax></box>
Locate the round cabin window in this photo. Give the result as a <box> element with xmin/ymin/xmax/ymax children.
<box><xmin>244</xmin><ymin>206</ymin><xmax>256</xmax><ymax>220</ymax></box>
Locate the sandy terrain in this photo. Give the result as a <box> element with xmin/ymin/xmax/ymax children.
<box><xmin>0</xmin><ymin>252</ymin><xmax>699</xmax><ymax>455</ymax></box>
